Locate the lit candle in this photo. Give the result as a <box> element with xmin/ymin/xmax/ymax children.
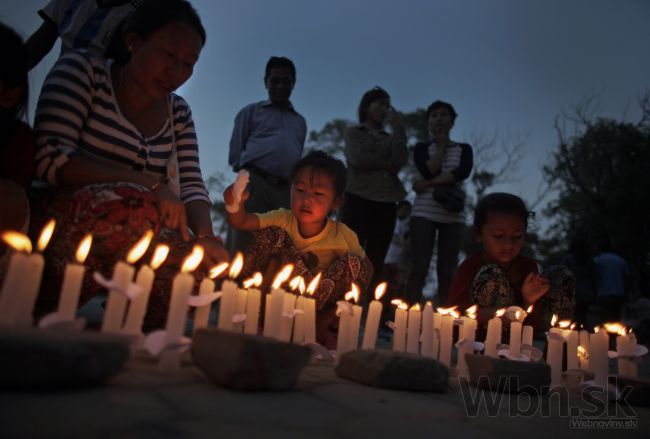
<box><xmin>484</xmin><ymin>308</ymin><xmax>505</xmax><ymax>358</ymax></box>
<box><xmin>0</xmin><ymin>220</ymin><xmax>55</xmax><ymax>327</ymax></box>
<box><xmin>590</xmin><ymin>326</ymin><xmax>609</xmax><ymax>388</ymax></box>
<box><xmin>605</xmin><ymin>323</ymin><xmax>636</xmax><ymax>379</ymax></box>
<box><xmin>291</xmin><ymin>276</ymin><xmax>307</xmax><ymax>343</ymax></box>
<box><xmin>578</xmin><ymin>328</ymin><xmax>590</xmax><ymax>370</ymax></box>
<box><xmin>242</xmin><ymin>272</ymin><xmax>263</xmax><ymax>335</ymax></box>
<box><xmin>336</xmin><ymin>284</ymin><xmax>362</xmax><ymax>358</ymax></box>
<box><xmin>457</xmin><ymin>305</ymin><xmax>478</xmax><ymax>378</ymax></box>
<box><xmin>437</xmin><ymin>306</ymin><xmax>458</xmax><ymax>368</ymax></box>
<box><xmin>165</xmin><ymin>245</ymin><xmax>203</xmax><ymax>346</ymax></box>
<box><xmin>102</xmin><ymin>230</ymin><xmax>152</xmax><ymax>333</ymax></box>
<box><xmin>406</xmin><ymin>303</ymin><xmax>422</xmax><ymax>354</ymax></box>
<box><xmin>565</xmin><ymin>322</ymin><xmax>579</xmax><ymax>371</ymax></box>
<box><xmin>432</xmin><ymin>311</ymin><xmax>442</xmax><ymax>360</ymax></box>
<box><xmin>264</xmin><ymin>264</ymin><xmax>293</xmax><ymax>339</ymax></box>
<box><xmin>192</xmin><ymin>262</ymin><xmax>227</xmax><ymax>333</ymax></box>
<box><xmin>522</xmin><ymin>305</ymin><xmax>534</xmax><ymax>348</ymax></box>
<box><xmin>57</xmin><ymin>233</ymin><xmax>92</xmax><ymax>322</ymax></box>
<box><xmin>278</xmin><ymin>280</ymin><xmax>298</xmax><ymax>343</ymax></box>
<box><xmin>391</xmin><ymin>300</ymin><xmax>408</xmax><ymax>352</ymax></box>
<box><xmin>547</xmin><ymin>315</ymin><xmax>565</xmax><ymax>387</ymax></box>
<box><xmin>302</xmin><ymin>273</ymin><xmax>319</xmax><ymax>344</ymax></box>
<box><xmin>623</xmin><ymin>331</ymin><xmax>638</xmax><ymax>379</ymax></box>
<box><xmin>217</xmin><ymin>252</ymin><xmax>244</xmax><ymax>332</ymax></box>
<box><xmin>361</xmin><ymin>282</ymin><xmax>386</xmax><ymax>350</ymax></box>
<box><xmin>123</xmin><ymin>244</ymin><xmax>169</xmax><ymax>335</ymax></box>
<box><xmin>509</xmin><ymin>310</ymin><xmax>524</xmax><ymax>359</ymax></box>
<box><xmin>420</xmin><ymin>301</ymin><xmax>434</xmax><ymax>358</ymax></box>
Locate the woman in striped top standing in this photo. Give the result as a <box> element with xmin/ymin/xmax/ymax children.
<box><xmin>403</xmin><ymin>101</ymin><xmax>473</xmax><ymax>306</ymax></box>
<box><xmin>32</xmin><ymin>0</ymin><xmax>228</xmax><ymax>329</ymax></box>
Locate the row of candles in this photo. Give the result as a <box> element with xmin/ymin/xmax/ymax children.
<box><xmin>0</xmin><ymin>223</ymin><xmax>645</xmax><ymax>385</ymax></box>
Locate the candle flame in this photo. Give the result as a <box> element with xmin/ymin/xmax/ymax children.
<box><xmin>126</xmin><ymin>230</ymin><xmax>153</xmax><ymax>264</ymax></box>
<box><xmin>243</xmin><ymin>272</ymin><xmax>263</xmax><ymax>288</ymax></box>
<box><xmin>391</xmin><ymin>299</ymin><xmax>404</xmax><ymax>307</ymax></box>
<box><xmin>604</xmin><ymin>322</ymin><xmax>626</xmax><ymax>336</ymax></box>
<box><xmin>570</xmin><ymin>323</ymin><xmax>576</xmax><ymax>331</ymax></box>
<box><xmin>150</xmin><ymin>244</ymin><xmax>169</xmax><ymax>270</ymax></box>
<box><xmin>209</xmin><ymin>262</ymin><xmax>229</xmax><ymax>279</ymax></box>
<box><xmin>75</xmin><ymin>234</ymin><xmax>93</xmax><ymax>264</ymax></box>
<box><xmin>515</xmin><ymin>310</ymin><xmax>521</xmax><ymax>321</ymax></box>
<box><xmin>436</xmin><ymin>306</ymin><xmax>458</xmax><ymax>316</ymax></box>
<box><xmin>577</xmin><ymin>345</ymin><xmax>588</xmax><ymax>359</ymax></box>
<box><xmin>2</xmin><ymin>231</ymin><xmax>33</xmax><ymax>253</ymax></box>
<box><xmin>450</xmin><ymin>309</ymin><xmax>460</xmax><ymax>319</ymax></box>
<box><xmin>229</xmin><ymin>252</ymin><xmax>244</xmax><ymax>278</ymax></box>
<box><xmin>466</xmin><ymin>305</ymin><xmax>477</xmax><ymax>316</ymax></box>
<box><xmin>558</xmin><ymin>320</ymin><xmax>572</xmax><ymax>329</ymax></box>
<box><xmin>526</xmin><ymin>305</ymin><xmax>533</xmax><ymax>313</ymax></box>
<box><xmin>344</xmin><ymin>283</ymin><xmax>359</xmax><ymax>303</ymax></box>
<box><xmin>496</xmin><ymin>308</ymin><xmax>506</xmax><ymax>317</ymax></box>
<box><xmin>289</xmin><ymin>276</ymin><xmax>303</xmax><ymax>292</ymax></box>
<box><xmin>272</xmin><ymin>264</ymin><xmax>294</xmax><ymax>289</ymax></box>
<box><xmin>37</xmin><ymin>218</ymin><xmax>56</xmax><ymax>252</ymax></box>
<box><xmin>374</xmin><ymin>282</ymin><xmax>387</xmax><ymax>301</ymax></box>
<box><xmin>594</xmin><ymin>326</ymin><xmax>600</xmax><ymax>333</ymax></box>
<box><xmin>411</xmin><ymin>303</ymin><xmax>421</xmax><ymax>311</ymax></box>
<box><xmin>551</xmin><ymin>314</ymin><xmax>558</xmax><ymax>327</ymax></box>
<box><xmin>398</xmin><ymin>302</ymin><xmax>408</xmax><ymax>310</ymax></box>
<box><xmin>181</xmin><ymin>245</ymin><xmax>203</xmax><ymax>273</ymax></box>
<box><xmin>306</xmin><ymin>272</ymin><xmax>322</xmax><ymax>296</ymax></box>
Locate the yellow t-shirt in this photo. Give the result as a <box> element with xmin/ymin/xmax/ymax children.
<box><xmin>256</xmin><ymin>208</ymin><xmax>366</xmax><ymax>272</ymax></box>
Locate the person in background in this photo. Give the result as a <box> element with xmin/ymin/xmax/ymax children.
<box><xmin>32</xmin><ymin>0</ymin><xmax>228</xmax><ymax>329</ymax></box>
<box><xmin>383</xmin><ymin>200</ymin><xmax>412</xmax><ymax>303</ymax></box>
<box><xmin>25</xmin><ymin>0</ymin><xmax>142</xmax><ymax>71</ymax></box>
<box><xmin>341</xmin><ymin>86</ymin><xmax>407</xmax><ymax>306</ymax></box>
<box><xmin>593</xmin><ymin>235</ymin><xmax>630</xmax><ymax>323</ymax></box>
<box><xmin>404</xmin><ymin>100</ymin><xmax>473</xmax><ymax>307</ymax></box>
<box><xmin>562</xmin><ymin>236</ymin><xmax>597</xmax><ymax>328</ymax></box>
<box><xmin>227</xmin><ymin>56</ymin><xmax>307</xmax><ymax>256</ymax></box>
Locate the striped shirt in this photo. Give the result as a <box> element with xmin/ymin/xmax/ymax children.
<box><xmin>411</xmin><ymin>141</ymin><xmax>473</xmax><ymax>224</ymax></box>
<box><xmin>34</xmin><ymin>50</ymin><xmax>210</xmax><ymax>204</ymax></box>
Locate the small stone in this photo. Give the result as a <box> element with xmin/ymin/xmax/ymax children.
<box><xmin>0</xmin><ymin>327</ymin><xmax>130</xmax><ymax>390</ymax></box>
<box><xmin>191</xmin><ymin>329</ymin><xmax>311</xmax><ymax>391</ymax></box>
<box><xmin>335</xmin><ymin>349</ymin><xmax>449</xmax><ymax>392</ymax></box>
<box><xmin>612</xmin><ymin>376</ymin><xmax>650</xmax><ymax>407</ymax></box>
<box><xmin>465</xmin><ymin>354</ymin><xmax>551</xmax><ymax>394</ymax></box>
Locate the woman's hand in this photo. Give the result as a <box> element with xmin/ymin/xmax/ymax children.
<box><xmin>223</xmin><ymin>184</ymin><xmax>249</xmax><ymax>210</ymax></box>
<box><xmin>153</xmin><ymin>184</ymin><xmax>190</xmax><ymax>241</ymax></box>
<box><xmin>521</xmin><ymin>272</ymin><xmax>550</xmax><ymax>306</ymax></box>
<box><xmin>413</xmin><ymin>179</ymin><xmax>433</xmax><ymax>194</ymax></box>
<box><xmin>196</xmin><ymin>236</ymin><xmax>230</xmax><ymax>269</ymax></box>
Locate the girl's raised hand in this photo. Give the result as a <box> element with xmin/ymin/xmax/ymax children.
<box><xmin>521</xmin><ymin>272</ymin><xmax>549</xmax><ymax>306</ymax></box>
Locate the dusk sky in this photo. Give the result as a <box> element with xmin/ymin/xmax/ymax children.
<box><xmin>2</xmin><ymin>0</ymin><xmax>650</xmax><ymax>231</ymax></box>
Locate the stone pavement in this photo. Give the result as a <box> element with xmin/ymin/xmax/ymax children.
<box><xmin>1</xmin><ymin>352</ymin><xmax>648</xmax><ymax>439</ymax></box>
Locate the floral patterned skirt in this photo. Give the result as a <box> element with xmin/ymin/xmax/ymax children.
<box><xmin>30</xmin><ymin>182</ymin><xmax>207</xmax><ymax>331</ymax></box>
<box><xmin>240</xmin><ymin>227</ymin><xmax>373</xmax><ymax>349</ymax></box>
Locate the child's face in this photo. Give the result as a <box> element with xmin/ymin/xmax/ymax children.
<box><xmin>478</xmin><ymin>211</ymin><xmax>525</xmax><ymax>265</ymax></box>
<box><xmin>291</xmin><ymin>167</ymin><xmax>340</xmax><ymax>228</ymax></box>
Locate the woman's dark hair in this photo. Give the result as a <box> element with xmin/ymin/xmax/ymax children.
<box><xmin>358</xmin><ymin>86</ymin><xmax>390</xmax><ymax>123</ymax></box>
<box><xmin>290</xmin><ymin>150</ymin><xmax>347</xmax><ymax>198</ymax></box>
<box><xmin>107</xmin><ymin>0</ymin><xmax>206</xmax><ymax>64</ymax></box>
<box><xmin>473</xmin><ymin>192</ymin><xmax>532</xmax><ymax>231</ymax></box>
<box><xmin>426</xmin><ymin>100</ymin><xmax>458</xmax><ymax>123</ymax></box>
<box><xmin>0</xmin><ymin>22</ymin><xmax>28</xmax><ymax>126</ymax></box>
<box><xmin>265</xmin><ymin>56</ymin><xmax>296</xmax><ymax>81</ymax></box>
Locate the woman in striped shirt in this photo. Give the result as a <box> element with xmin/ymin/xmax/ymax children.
<box><xmin>403</xmin><ymin>101</ymin><xmax>473</xmax><ymax>306</ymax></box>
<box><xmin>32</xmin><ymin>0</ymin><xmax>228</xmax><ymax>329</ymax></box>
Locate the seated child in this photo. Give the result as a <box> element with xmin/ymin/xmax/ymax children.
<box><xmin>224</xmin><ymin>150</ymin><xmax>373</xmax><ymax>348</ymax></box>
<box><xmin>447</xmin><ymin>193</ymin><xmax>575</xmax><ymax>336</ymax></box>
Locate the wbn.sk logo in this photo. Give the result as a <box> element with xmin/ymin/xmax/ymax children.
<box><xmin>459</xmin><ymin>375</ymin><xmax>637</xmax><ymax>424</ymax></box>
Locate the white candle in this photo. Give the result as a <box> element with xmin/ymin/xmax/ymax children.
<box><xmin>484</xmin><ymin>308</ymin><xmax>505</xmax><ymax>358</ymax></box>
<box><xmin>123</xmin><ymin>244</ymin><xmax>169</xmax><ymax>335</ymax></box>
<box><xmin>102</xmin><ymin>230</ymin><xmax>152</xmax><ymax>333</ymax></box>
<box><xmin>289</xmin><ymin>276</ymin><xmax>307</xmax><ymax>343</ymax></box>
<box><xmin>217</xmin><ymin>253</ymin><xmax>244</xmax><ymax>332</ymax></box>
<box><xmin>621</xmin><ymin>332</ymin><xmax>638</xmax><ymax>378</ymax></box>
<box><xmin>165</xmin><ymin>245</ymin><xmax>203</xmax><ymax>345</ymax></box>
<box><xmin>432</xmin><ymin>312</ymin><xmax>442</xmax><ymax>360</ymax></box>
<box><xmin>192</xmin><ymin>262</ymin><xmax>227</xmax><ymax>333</ymax></box>
<box><xmin>302</xmin><ymin>274</ymin><xmax>319</xmax><ymax>344</ymax></box>
<box><xmin>57</xmin><ymin>233</ymin><xmax>92</xmax><ymax>322</ymax></box>
<box><xmin>264</xmin><ymin>264</ymin><xmax>293</xmax><ymax>339</ymax></box>
<box><xmin>590</xmin><ymin>326</ymin><xmax>609</xmax><ymax>388</ymax></box>
<box><xmin>420</xmin><ymin>301</ymin><xmax>434</xmax><ymax>358</ymax></box>
<box><xmin>362</xmin><ymin>282</ymin><xmax>386</xmax><ymax>350</ymax></box>
<box><xmin>509</xmin><ymin>310</ymin><xmax>523</xmax><ymax>358</ymax></box>
<box><xmin>457</xmin><ymin>305</ymin><xmax>478</xmax><ymax>378</ymax></box>
<box><xmin>578</xmin><ymin>329</ymin><xmax>590</xmax><ymax>370</ymax></box>
<box><xmin>406</xmin><ymin>303</ymin><xmax>422</xmax><ymax>354</ymax></box>
<box><xmin>392</xmin><ymin>300</ymin><xmax>408</xmax><ymax>352</ymax></box>
<box><xmin>279</xmin><ymin>292</ymin><xmax>297</xmax><ymax>342</ymax></box>
<box><xmin>566</xmin><ymin>327</ymin><xmax>580</xmax><ymax>371</ymax></box>
<box><xmin>0</xmin><ymin>224</ymin><xmax>54</xmax><ymax>327</ymax></box>
<box><xmin>437</xmin><ymin>307</ymin><xmax>458</xmax><ymax>368</ymax></box>
<box><xmin>606</xmin><ymin>323</ymin><xmax>636</xmax><ymax>379</ymax></box>
<box><xmin>336</xmin><ymin>284</ymin><xmax>362</xmax><ymax>357</ymax></box>
<box><xmin>242</xmin><ymin>272</ymin><xmax>262</xmax><ymax>335</ymax></box>
<box><xmin>547</xmin><ymin>328</ymin><xmax>565</xmax><ymax>387</ymax></box>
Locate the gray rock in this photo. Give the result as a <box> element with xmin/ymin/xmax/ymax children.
<box><xmin>465</xmin><ymin>353</ymin><xmax>551</xmax><ymax>394</ymax></box>
<box><xmin>191</xmin><ymin>329</ymin><xmax>311</xmax><ymax>391</ymax></box>
<box><xmin>335</xmin><ymin>349</ymin><xmax>449</xmax><ymax>392</ymax></box>
<box><xmin>0</xmin><ymin>327</ymin><xmax>130</xmax><ymax>390</ymax></box>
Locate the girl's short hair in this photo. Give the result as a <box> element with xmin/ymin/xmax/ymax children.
<box><xmin>357</xmin><ymin>86</ymin><xmax>390</xmax><ymax>123</ymax></box>
<box><xmin>0</xmin><ymin>22</ymin><xmax>28</xmax><ymax>123</ymax></box>
<box><xmin>290</xmin><ymin>150</ymin><xmax>347</xmax><ymax>197</ymax></box>
<box><xmin>426</xmin><ymin>100</ymin><xmax>458</xmax><ymax>123</ymax></box>
<box><xmin>108</xmin><ymin>0</ymin><xmax>205</xmax><ymax>64</ymax></box>
<box><xmin>473</xmin><ymin>192</ymin><xmax>532</xmax><ymax>231</ymax></box>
